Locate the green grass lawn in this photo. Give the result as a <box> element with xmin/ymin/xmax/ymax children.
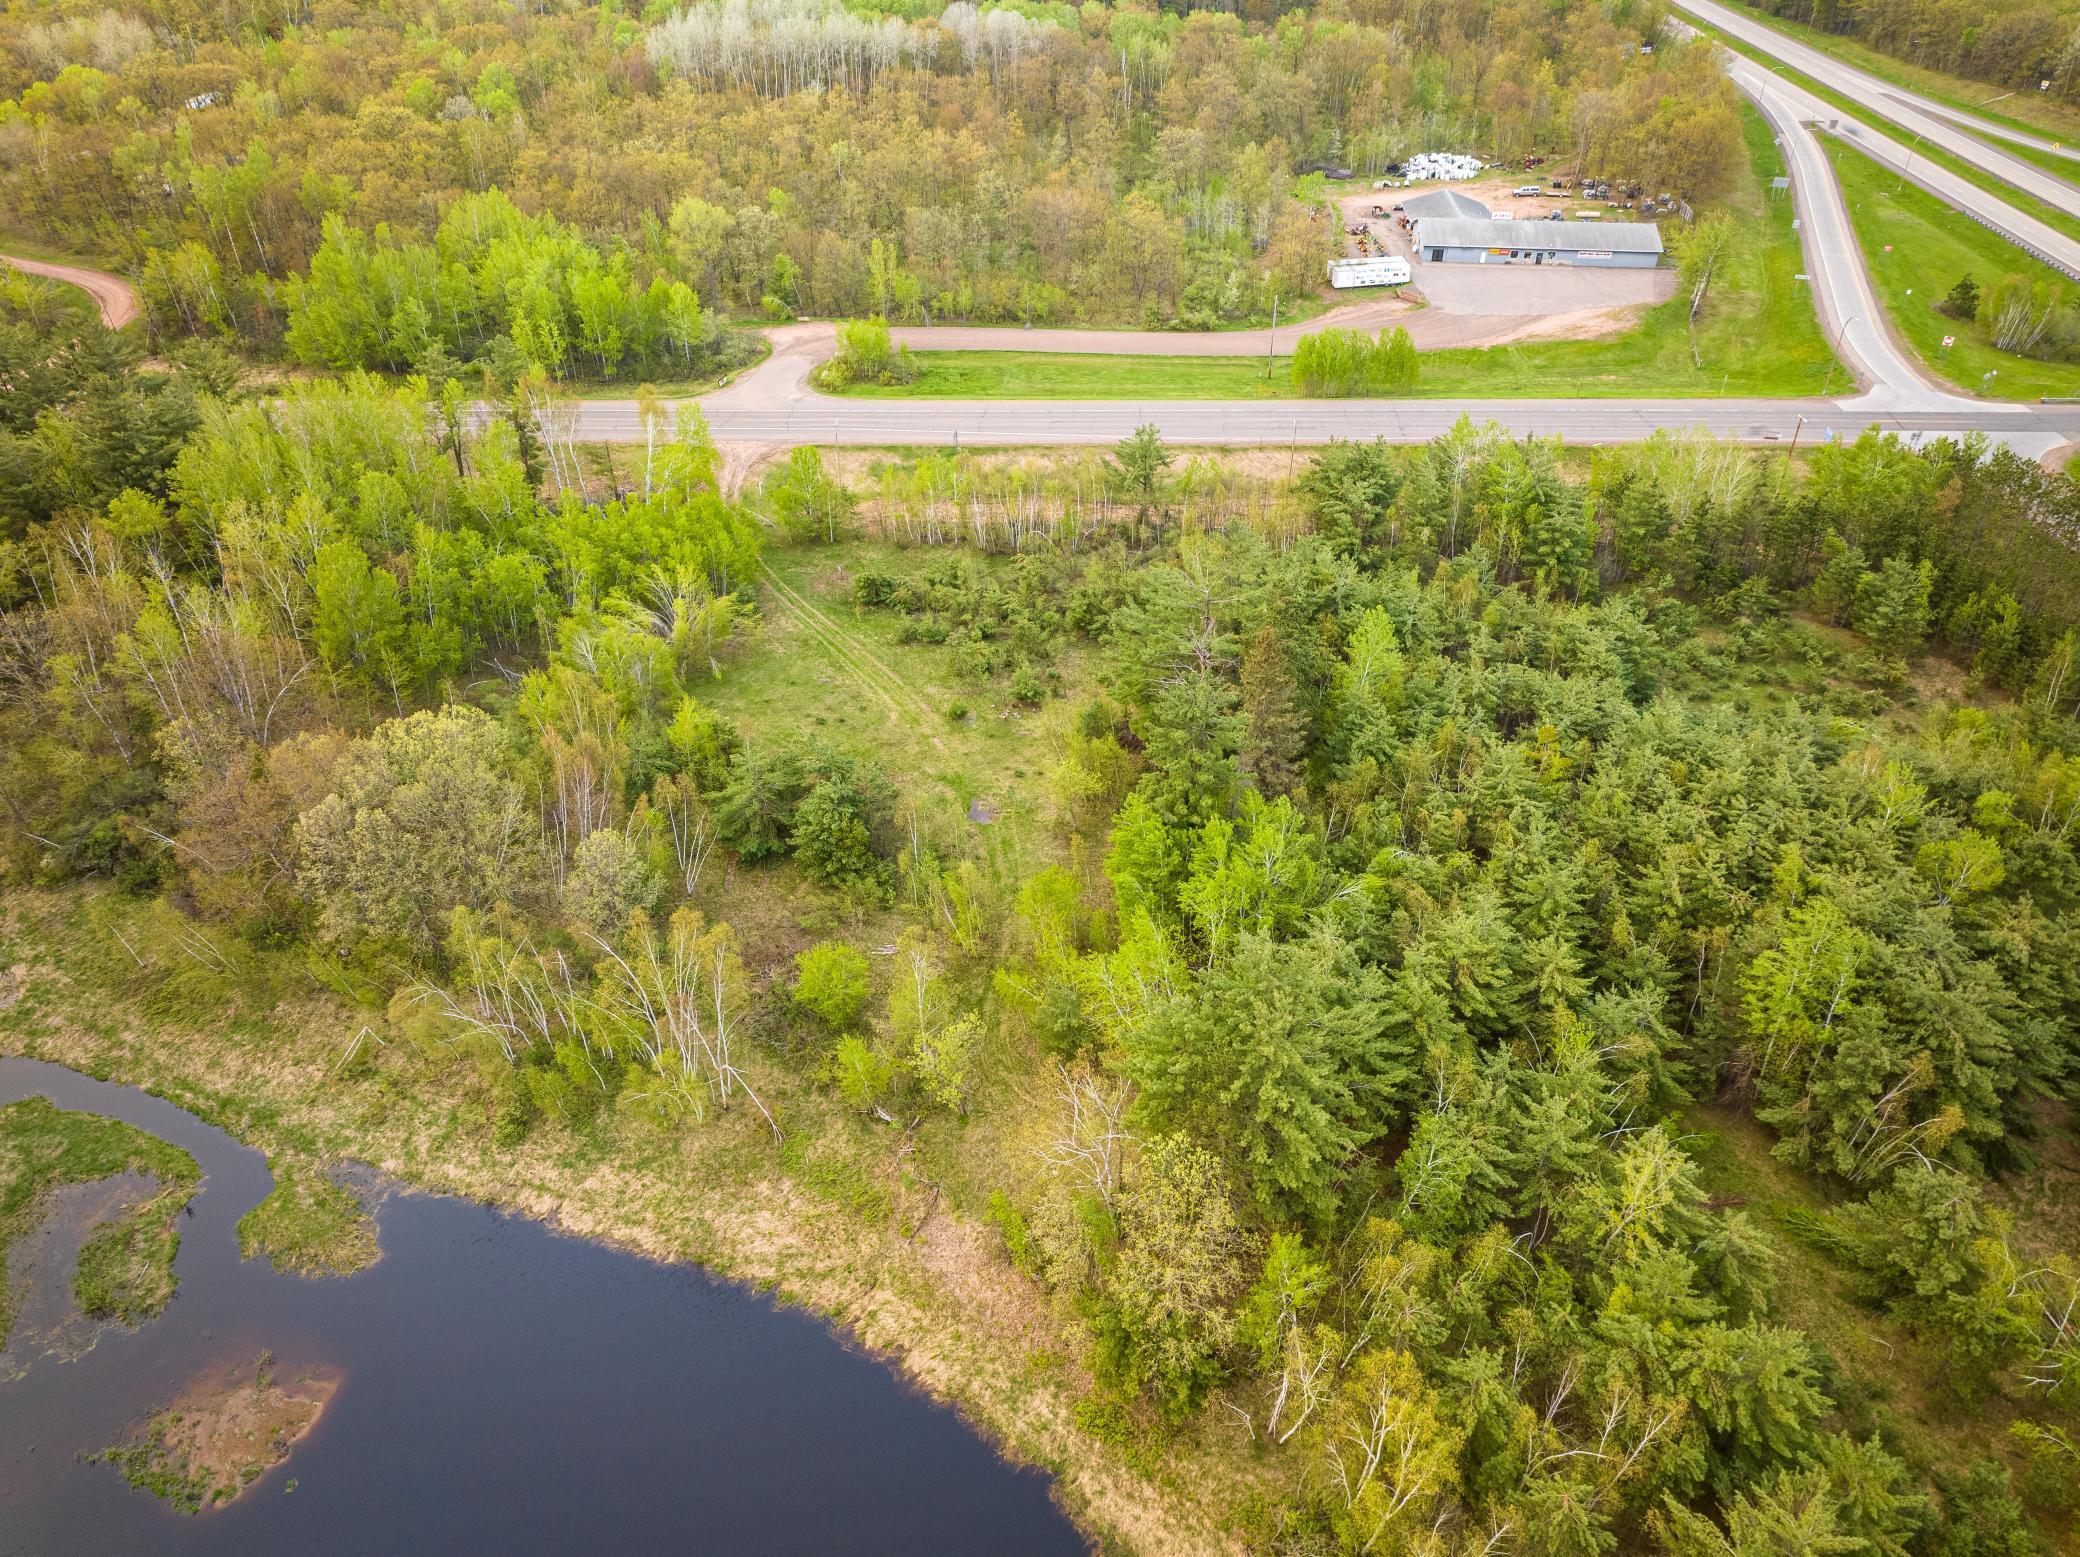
<box><xmin>852</xmin><ymin>352</ymin><xmax>1293</xmax><ymax>399</ymax></box>
<box><xmin>701</xmin><ymin>541</ymin><xmax>1086</xmax><ymax>892</ymax></box>
<box><xmin>1708</xmin><ymin>0</ymin><xmax>2080</xmax><ymax>151</ymax></box>
<box><xmin>841</xmin><ymin>107</ymin><xmax>1835</xmax><ymax>402</ymax></box>
<box><xmin>1693</xmin><ymin>16</ymin><xmax>2080</xmax><ymax>251</ymax></box>
<box><xmin>1825</xmin><ymin>136</ymin><xmax>2080</xmax><ymax>400</ymax></box>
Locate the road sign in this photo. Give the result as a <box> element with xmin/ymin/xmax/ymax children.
<box><xmin>1794</xmin><ymin>272</ymin><xmax>1810</xmax><ymax>281</ymax></box>
<box><xmin>1942</xmin><ymin>335</ymin><xmax>1955</xmax><ymax>348</ymax></box>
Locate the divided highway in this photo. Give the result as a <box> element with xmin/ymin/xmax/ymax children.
<box><xmin>1668</xmin><ymin>3</ymin><xmax>2080</xmax><ymax>287</ymax></box>
<box><xmin>1668</xmin><ymin>0</ymin><xmax>2080</xmax><ymax>223</ymax></box>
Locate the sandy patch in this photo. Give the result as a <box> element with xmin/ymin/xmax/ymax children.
<box><xmin>96</xmin><ymin>1352</ymin><xmax>339</xmax><ymax>1513</ymax></box>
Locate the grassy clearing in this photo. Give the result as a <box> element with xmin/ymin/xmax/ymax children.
<box><xmin>236</xmin><ymin>1167</ymin><xmax>379</xmax><ymax>1278</ymax></box>
<box><xmin>1706</xmin><ymin>1</ymin><xmax>2080</xmax><ymax>150</ymax></box>
<box><xmin>839</xmin><ymin>106</ymin><xmax>1835</xmax><ymax>401</ymax></box>
<box><xmin>704</xmin><ymin>541</ymin><xmax>1091</xmax><ymax>889</ymax></box>
<box><xmin>1825</xmin><ymin>136</ymin><xmax>2080</xmax><ymax>400</ymax></box>
<box><xmin>0</xmin><ymin>1095</ymin><xmax>200</xmax><ymax>1344</ymax></box>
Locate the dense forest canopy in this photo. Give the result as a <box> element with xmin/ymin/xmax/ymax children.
<box><xmin>0</xmin><ymin>0</ymin><xmax>1744</xmax><ymax>339</ymax></box>
<box><xmin>3</xmin><ymin>282</ymin><xmax>2080</xmax><ymax>1548</ymax></box>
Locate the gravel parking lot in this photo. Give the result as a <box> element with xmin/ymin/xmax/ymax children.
<box><xmin>1411</xmin><ymin>261</ymin><xmax>1675</xmax><ymax>316</ymax></box>
<box><xmin>1337</xmin><ymin>185</ymin><xmax>1677</xmax><ymax>317</ymax></box>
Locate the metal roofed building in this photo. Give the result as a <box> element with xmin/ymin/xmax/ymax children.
<box><xmin>1412</xmin><ymin>216</ymin><xmax>1664</xmax><ymax>268</ymax></box>
<box><xmin>1397</xmin><ymin>188</ymin><xmax>1494</xmax><ymax>222</ymax></box>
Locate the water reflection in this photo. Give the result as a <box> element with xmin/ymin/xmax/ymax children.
<box><xmin>0</xmin><ymin>1058</ymin><xmax>1086</xmax><ymax>1556</ymax></box>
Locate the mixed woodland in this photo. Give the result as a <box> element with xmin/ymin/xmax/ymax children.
<box><xmin>3</xmin><ymin>0</ymin><xmax>2080</xmax><ymax>1547</ymax></box>
<box><xmin>1</xmin><ymin>0</ymin><xmax>1747</xmax><ymax>351</ymax></box>
<box><xmin>5</xmin><ymin>273</ymin><xmax>2080</xmax><ymax>1551</ymax></box>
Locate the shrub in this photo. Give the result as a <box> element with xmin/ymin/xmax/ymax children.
<box><xmin>1290</xmin><ymin>325</ymin><xmax>1417</xmax><ymax>396</ymax></box>
<box><xmin>830</xmin><ymin>1035</ymin><xmax>898</xmax><ymax>1113</ymax></box>
<box><xmin>1010</xmin><ymin>659</ymin><xmax>1047</xmax><ymax>706</ymax></box>
<box><xmin>792</xmin><ymin>940</ymin><xmax>872</xmax><ymax>1028</ymax></box>
<box><xmin>1937</xmin><ymin>274</ymin><xmax>1980</xmax><ymax>319</ymax></box>
<box><xmin>815</xmin><ymin>317</ymin><xmax>916</xmax><ymax>388</ymax></box>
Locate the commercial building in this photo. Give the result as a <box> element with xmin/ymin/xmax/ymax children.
<box><xmin>1411</xmin><ymin>216</ymin><xmax>1664</xmax><ymax>268</ymax></box>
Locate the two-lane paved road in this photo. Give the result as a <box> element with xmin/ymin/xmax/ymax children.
<box><xmin>583</xmin><ymin>393</ymin><xmax>2080</xmax><ymax>462</ymax></box>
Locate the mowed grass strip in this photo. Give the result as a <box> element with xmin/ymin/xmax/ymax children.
<box><xmin>1825</xmin><ymin>135</ymin><xmax>2080</xmax><ymax>400</ymax></box>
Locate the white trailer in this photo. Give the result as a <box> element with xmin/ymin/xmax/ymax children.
<box><xmin>1327</xmin><ymin>256</ymin><xmax>1411</xmax><ymax>288</ymax></box>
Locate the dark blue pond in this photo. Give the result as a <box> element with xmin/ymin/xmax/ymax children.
<box><xmin>0</xmin><ymin>1058</ymin><xmax>1086</xmax><ymax>1556</ymax></box>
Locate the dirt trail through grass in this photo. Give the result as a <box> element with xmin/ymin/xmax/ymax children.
<box><xmin>759</xmin><ymin>562</ymin><xmax>946</xmax><ymax>745</ymax></box>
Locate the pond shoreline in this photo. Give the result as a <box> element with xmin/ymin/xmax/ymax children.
<box><xmin>0</xmin><ymin>1047</ymin><xmax>1120</xmax><ymax>1554</ymax></box>
<box><xmin>0</xmin><ymin>1051</ymin><xmax>1098</xmax><ymax>1546</ymax></box>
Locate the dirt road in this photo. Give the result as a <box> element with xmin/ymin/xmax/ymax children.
<box><xmin>1</xmin><ymin>253</ymin><xmax>139</xmax><ymax>329</ymax></box>
<box><xmin>887</xmin><ymin>284</ymin><xmax>1655</xmax><ymax>358</ymax></box>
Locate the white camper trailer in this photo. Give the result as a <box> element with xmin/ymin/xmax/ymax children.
<box><xmin>1326</xmin><ymin>256</ymin><xmax>1412</xmax><ymax>288</ymax></box>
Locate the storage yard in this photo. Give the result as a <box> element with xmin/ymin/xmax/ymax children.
<box><xmin>1333</xmin><ymin>167</ymin><xmax>1677</xmax><ymax>332</ymax></box>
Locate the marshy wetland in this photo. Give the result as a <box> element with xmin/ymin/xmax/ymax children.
<box><xmin>0</xmin><ymin>1058</ymin><xmax>1084</xmax><ymax>1555</ymax></box>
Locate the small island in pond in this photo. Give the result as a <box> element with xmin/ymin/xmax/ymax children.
<box><xmin>95</xmin><ymin>1352</ymin><xmax>340</xmax><ymax>1513</ymax></box>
